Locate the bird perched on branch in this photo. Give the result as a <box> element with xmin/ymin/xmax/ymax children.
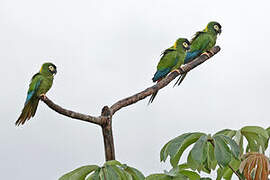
<box><xmin>149</xmin><ymin>38</ymin><xmax>190</xmax><ymax>104</ymax></box>
<box><xmin>16</xmin><ymin>62</ymin><xmax>57</xmax><ymax>126</ymax></box>
<box><xmin>174</xmin><ymin>21</ymin><xmax>222</xmax><ymax>86</ymax></box>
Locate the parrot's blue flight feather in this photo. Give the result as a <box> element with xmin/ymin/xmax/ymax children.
<box><xmin>25</xmin><ymin>79</ymin><xmax>41</xmax><ymax>105</ymax></box>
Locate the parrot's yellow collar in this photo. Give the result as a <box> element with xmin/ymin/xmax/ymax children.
<box><xmin>204</xmin><ymin>25</ymin><xmax>208</xmax><ymax>32</ymax></box>
<box><xmin>173</xmin><ymin>42</ymin><xmax>177</xmax><ymax>48</ymax></box>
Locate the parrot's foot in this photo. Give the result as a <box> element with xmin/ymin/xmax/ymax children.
<box><xmin>201</xmin><ymin>52</ymin><xmax>211</xmax><ymax>58</ymax></box>
<box><xmin>40</xmin><ymin>94</ymin><xmax>47</xmax><ymax>100</ymax></box>
<box><xmin>171</xmin><ymin>69</ymin><xmax>181</xmax><ymax>74</ymax></box>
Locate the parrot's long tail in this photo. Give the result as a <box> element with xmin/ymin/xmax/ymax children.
<box><xmin>148</xmin><ymin>90</ymin><xmax>158</xmax><ymax>105</ymax></box>
<box><xmin>148</xmin><ymin>79</ymin><xmax>162</xmax><ymax>105</ymax></box>
<box><xmin>15</xmin><ymin>99</ymin><xmax>39</xmax><ymax>126</ymax></box>
<box><xmin>174</xmin><ymin>72</ymin><xmax>188</xmax><ymax>87</ymax></box>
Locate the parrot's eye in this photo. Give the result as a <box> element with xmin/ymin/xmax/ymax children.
<box><xmin>49</xmin><ymin>65</ymin><xmax>55</xmax><ymax>72</ymax></box>
<box><xmin>182</xmin><ymin>42</ymin><xmax>189</xmax><ymax>48</ymax></box>
<box><xmin>214</xmin><ymin>24</ymin><xmax>219</xmax><ymax>31</ymax></box>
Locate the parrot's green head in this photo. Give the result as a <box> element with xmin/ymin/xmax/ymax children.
<box><xmin>173</xmin><ymin>38</ymin><xmax>190</xmax><ymax>51</ymax></box>
<box><xmin>205</xmin><ymin>21</ymin><xmax>222</xmax><ymax>35</ymax></box>
<box><xmin>40</xmin><ymin>62</ymin><xmax>57</xmax><ymax>76</ymax></box>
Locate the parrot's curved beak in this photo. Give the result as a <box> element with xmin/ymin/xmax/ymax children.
<box><xmin>218</xmin><ymin>29</ymin><xmax>222</xmax><ymax>34</ymax></box>
<box><xmin>53</xmin><ymin>69</ymin><xmax>57</xmax><ymax>76</ymax></box>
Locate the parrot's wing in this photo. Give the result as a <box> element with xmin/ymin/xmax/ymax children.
<box><xmin>186</xmin><ymin>32</ymin><xmax>211</xmax><ymax>64</ymax></box>
<box><xmin>158</xmin><ymin>48</ymin><xmax>177</xmax><ymax>68</ymax></box>
<box><xmin>190</xmin><ymin>31</ymin><xmax>205</xmax><ymax>43</ymax></box>
<box><xmin>25</xmin><ymin>73</ymin><xmax>42</xmax><ymax>105</ymax></box>
<box><xmin>184</xmin><ymin>50</ymin><xmax>201</xmax><ymax>64</ymax></box>
<box><xmin>160</xmin><ymin>46</ymin><xmax>174</xmax><ymax>56</ymax></box>
<box><xmin>152</xmin><ymin>48</ymin><xmax>178</xmax><ymax>82</ymax></box>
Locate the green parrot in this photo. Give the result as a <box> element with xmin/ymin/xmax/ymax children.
<box><xmin>174</xmin><ymin>21</ymin><xmax>222</xmax><ymax>86</ymax></box>
<box><xmin>16</xmin><ymin>62</ymin><xmax>57</xmax><ymax>126</ymax></box>
<box><xmin>148</xmin><ymin>38</ymin><xmax>190</xmax><ymax>104</ymax></box>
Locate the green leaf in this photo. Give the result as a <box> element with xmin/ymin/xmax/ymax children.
<box><xmin>146</xmin><ymin>174</ymin><xmax>172</xmax><ymax>180</ymax></box>
<box><xmin>241</xmin><ymin>126</ymin><xmax>269</xmax><ymax>139</ymax></box>
<box><xmin>213</xmin><ymin>136</ymin><xmax>231</xmax><ymax>167</ymax></box>
<box><xmin>177</xmin><ymin>163</ymin><xmax>190</xmax><ymax>170</ymax></box>
<box><xmin>103</xmin><ymin>165</ymin><xmax>120</xmax><ymax>180</ymax></box>
<box><xmin>234</xmin><ymin>130</ymin><xmax>244</xmax><ymax>156</ymax></box>
<box><xmin>86</xmin><ymin>168</ymin><xmax>101</xmax><ymax>180</ymax></box>
<box><xmin>215</xmin><ymin>129</ymin><xmax>236</xmax><ymax>138</ymax></box>
<box><xmin>123</xmin><ymin>166</ymin><xmax>145</xmax><ymax>180</ymax></box>
<box><xmin>59</xmin><ymin>165</ymin><xmax>99</xmax><ymax>180</ymax></box>
<box><xmin>146</xmin><ymin>173</ymin><xmax>191</xmax><ymax>180</ymax></box>
<box><xmin>219</xmin><ymin>135</ymin><xmax>240</xmax><ymax>159</ymax></box>
<box><xmin>241</xmin><ymin>126</ymin><xmax>269</xmax><ymax>152</ymax></box>
<box><xmin>161</xmin><ymin>133</ymin><xmax>205</xmax><ymax>167</ymax></box>
<box><xmin>187</xmin><ymin>150</ymin><xmax>200</xmax><ymax>170</ymax></box>
<box><xmin>179</xmin><ymin>170</ymin><xmax>200</xmax><ymax>180</ymax></box>
<box><xmin>160</xmin><ymin>141</ymin><xmax>171</xmax><ymax>162</ymax></box>
<box><xmin>104</xmin><ymin>160</ymin><xmax>122</xmax><ymax>166</ymax></box>
<box><xmin>170</xmin><ymin>133</ymin><xmax>206</xmax><ymax>167</ymax></box>
<box><xmin>266</xmin><ymin>127</ymin><xmax>270</xmax><ymax>137</ymax></box>
<box><xmin>111</xmin><ymin>165</ymin><xmax>132</xmax><ymax>180</ymax></box>
<box><xmin>190</xmin><ymin>135</ymin><xmax>208</xmax><ymax>165</ymax></box>
<box><xmin>206</xmin><ymin>142</ymin><xmax>217</xmax><ymax>170</ymax></box>
<box><xmin>216</xmin><ymin>158</ymin><xmax>241</xmax><ymax>180</ymax></box>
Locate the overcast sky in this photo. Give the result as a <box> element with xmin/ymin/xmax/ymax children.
<box><xmin>1</xmin><ymin>0</ymin><xmax>270</xmax><ymax>179</ymax></box>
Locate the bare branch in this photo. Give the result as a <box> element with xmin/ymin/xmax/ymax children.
<box><xmin>40</xmin><ymin>96</ymin><xmax>106</xmax><ymax>125</ymax></box>
<box><xmin>101</xmin><ymin>106</ymin><xmax>115</xmax><ymax>161</ymax></box>
<box><xmin>110</xmin><ymin>46</ymin><xmax>221</xmax><ymax>115</ymax></box>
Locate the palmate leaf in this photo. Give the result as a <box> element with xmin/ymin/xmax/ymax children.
<box><xmin>59</xmin><ymin>160</ymin><xmax>144</xmax><ymax>180</ymax></box>
<box><xmin>122</xmin><ymin>165</ymin><xmax>145</xmax><ymax>180</ymax></box>
<box><xmin>220</xmin><ymin>135</ymin><xmax>240</xmax><ymax>159</ymax></box>
<box><xmin>166</xmin><ymin>165</ymin><xmax>201</xmax><ymax>179</ymax></box>
<box><xmin>212</xmin><ymin>134</ymin><xmax>240</xmax><ymax>167</ymax></box>
<box><xmin>215</xmin><ymin>126</ymin><xmax>270</xmax><ymax>155</ymax></box>
<box><xmin>215</xmin><ymin>129</ymin><xmax>236</xmax><ymax>138</ymax></box>
<box><xmin>145</xmin><ymin>174</ymin><xmax>173</xmax><ymax>180</ymax></box>
<box><xmin>59</xmin><ymin>165</ymin><xmax>99</xmax><ymax>180</ymax></box>
<box><xmin>187</xmin><ymin>149</ymin><xmax>211</xmax><ymax>174</ymax></box>
<box><xmin>160</xmin><ymin>132</ymin><xmax>206</xmax><ymax>167</ymax></box>
<box><xmin>110</xmin><ymin>165</ymin><xmax>133</xmax><ymax>180</ymax></box>
<box><xmin>190</xmin><ymin>135</ymin><xmax>208</xmax><ymax>166</ymax></box>
<box><xmin>234</xmin><ymin>130</ymin><xmax>244</xmax><ymax>156</ymax></box>
<box><xmin>206</xmin><ymin>142</ymin><xmax>217</xmax><ymax>171</ymax></box>
<box><xmin>266</xmin><ymin>127</ymin><xmax>270</xmax><ymax>137</ymax></box>
<box><xmin>241</xmin><ymin>126</ymin><xmax>269</xmax><ymax>153</ymax></box>
<box><xmin>146</xmin><ymin>169</ymin><xmax>200</xmax><ymax>180</ymax></box>
<box><xmin>213</xmin><ymin>136</ymin><xmax>231</xmax><ymax>167</ymax></box>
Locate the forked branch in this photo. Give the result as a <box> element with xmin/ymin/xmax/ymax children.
<box><xmin>40</xmin><ymin>46</ymin><xmax>221</xmax><ymax>161</ymax></box>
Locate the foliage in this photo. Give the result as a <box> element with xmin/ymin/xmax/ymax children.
<box><xmin>59</xmin><ymin>126</ymin><xmax>270</xmax><ymax>180</ymax></box>
<box><xmin>145</xmin><ymin>166</ymin><xmax>200</xmax><ymax>180</ymax></box>
<box><xmin>59</xmin><ymin>160</ymin><xmax>145</xmax><ymax>180</ymax></box>
<box><xmin>160</xmin><ymin>132</ymin><xmax>240</xmax><ymax>173</ymax></box>
<box><xmin>160</xmin><ymin>126</ymin><xmax>270</xmax><ymax>180</ymax></box>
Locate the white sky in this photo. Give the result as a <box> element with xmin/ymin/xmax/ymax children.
<box><xmin>1</xmin><ymin>0</ymin><xmax>270</xmax><ymax>179</ymax></box>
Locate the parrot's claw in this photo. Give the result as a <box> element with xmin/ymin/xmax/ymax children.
<box><xmin>201</xmin><ymin>52</ymin><xmax>211</xmax><ymax>58</ymax></box>
<box><xmin>171</xmin><ymin>69</ymin><xmax>181</xmax><ymax>74</ymax></box>
<box><xmin>40</xmin><ymin>94</ymin><xmax>47</xmax><ymax>100</ymax></box>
